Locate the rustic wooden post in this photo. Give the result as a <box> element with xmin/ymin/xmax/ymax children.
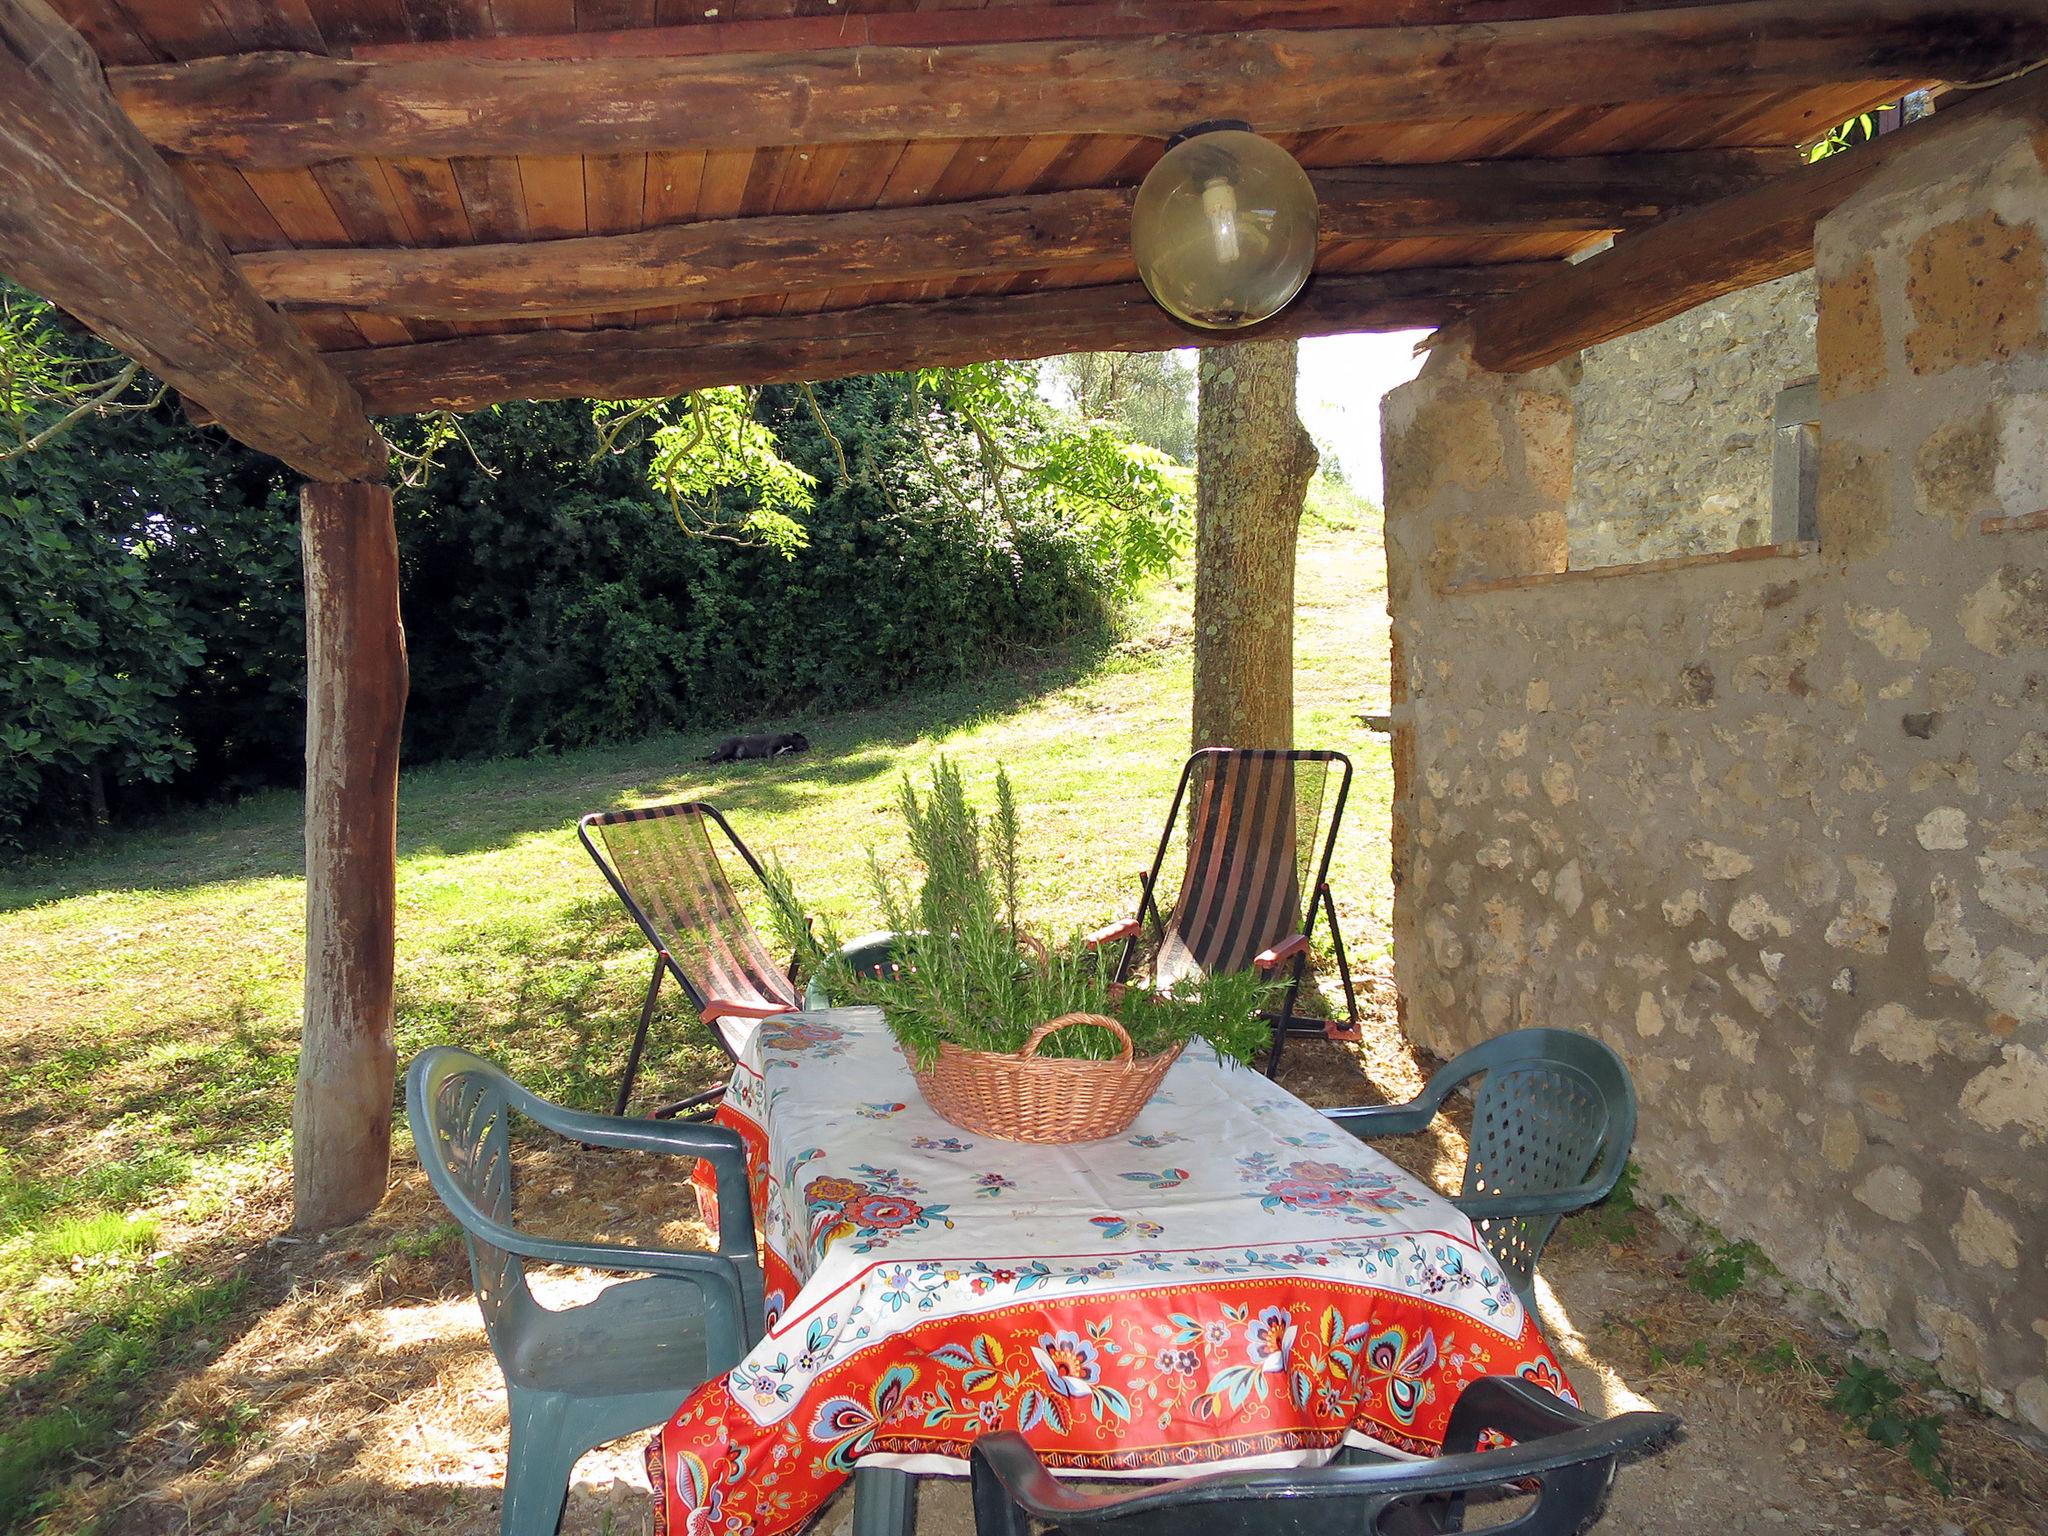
<box><xmin>294</xmin><ymin>481</ymin><xmax>407</xmax><ymax>1233</ymax></box>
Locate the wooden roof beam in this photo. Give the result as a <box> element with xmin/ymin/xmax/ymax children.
<box><xmin>0</xmin><ymin>0</ymin><xmax>384</xmax><ymax>481</ymax></box>
<box><xmin>109</xmin><ymin>1</ymin><xmax>2048</xmax><ymax>169</ymax></box>
<box><xmin>324</xmin><ymin>267</ymin><xmax>1554</xmax><ymax>417</ymax></box>
<box><xmin>340</xmin><ymin>2</ymin><xmax>1772</xmax><ymax>65</ymax></box>
<box><xmin>238</xmin><ymin>151</ymin><xmax>1789</xmax><ymax>322</ymax></box>
<box><xmin>1458</xmin><ymin>66</ymin><xmax>2048</xmax><ymax>373</ymax></box>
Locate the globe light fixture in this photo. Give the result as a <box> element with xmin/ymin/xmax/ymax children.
<box><xmin>1131</xmin><ymin>122</ymin><xmax>1318</xmax><ymax>330</ymax></box>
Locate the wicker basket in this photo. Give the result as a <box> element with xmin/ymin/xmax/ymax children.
<box><xmin>909</xmin><ymin>1013</ymin><xmax>1184</xmax><ymax>1144</ymax></box>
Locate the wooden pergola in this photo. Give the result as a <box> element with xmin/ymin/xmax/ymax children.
<box><xmin>4</xmin><ymin>0</ymin><xmax>2044</xmax><ymax>1230</ymax></box>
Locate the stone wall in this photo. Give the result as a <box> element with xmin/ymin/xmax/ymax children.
<box><xmin>1568</xmin><ymin>271</ymin><xmax>1817</xmax><ymax>568</ymax></box>
<box><xmin>1382</xmin><ymin>111</ymin><xmax>2048</xmax><ymax>1429</ymax></box>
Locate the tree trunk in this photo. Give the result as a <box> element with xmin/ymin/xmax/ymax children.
<box><xmin>294</xmin><ymin>481</ymin><xmax>407</xmax><ymax>1233</ymax></box>
<box><xmin>1191</xmin><ymin>338</ymin><xmax>1318</xmax><ymax>751</ymax></box>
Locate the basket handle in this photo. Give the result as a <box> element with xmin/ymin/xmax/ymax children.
<box><xmin>1017</xmin><ymin>930</ymin><xmax>1050</xmax><ymax>969</ymax></box>
<box><xmin>1022</xmin><ymin>1012</ymin><xmax>1133</xmax><ymax>1063</ymax></box>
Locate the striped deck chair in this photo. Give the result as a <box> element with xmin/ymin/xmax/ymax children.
<box><xmin>1088</xmin><ymin>748</ymin><xmax>1360</xmax><ymax>1075</ymax></box>
<box><xmin>578</xmin><ymin>801</ymin><xmax>801</xmax><ymax>1118</ymax></box>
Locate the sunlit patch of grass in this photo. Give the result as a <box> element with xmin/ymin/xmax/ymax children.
<box><xmin>32</xmin><ymin>1210</ymin><xmax>162</xmax><ymax>1269</ymax></box>
<box><xmin>0</xmin><ymin>1147</ymin><xmax>192</xmax><ymax>1241</ymax></box>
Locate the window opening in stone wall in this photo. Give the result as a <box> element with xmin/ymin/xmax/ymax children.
<box><xmin>1563</xmin><ymin>270</ymin><xmax>1822</xmax><ymax>574</ymax></box>
<box><xmin>1770</xmin><ymin>377</ymin><xmax>1820</xmax><ymax>545</ymax></box>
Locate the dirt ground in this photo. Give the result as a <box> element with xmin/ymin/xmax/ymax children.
<box><xmin>46</xmin><ymin>980</ymin><xmax>2048</xmax><ymax>1536</ymax></box>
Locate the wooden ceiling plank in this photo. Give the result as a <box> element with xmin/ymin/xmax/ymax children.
<box><xmin>517</xmin><ymin>151</ymin><xmax>595</xmax><ymax>327</ymax></box>
<box><xmin>367</xmin><ymin>157</ymin><xmax>474</xmax><ymax>336</ymax></box>
<box><xmin>777</xmin><ymin>143</ymin><xmax>853</xmax><ymax>210</ymax></box>
<box><xmin>330</xmin><ymin>264</ymin><xmax>1555</xmax><ymax>414</ymax></box>
<box><xmin>309</xmin><ymin>159</ymin><xmax>413</xmax><ymax>246</ymax></box>
<box><xmin>929</xmin><ymin>136</ymin><xmax>1012</xmax><ymax>202</ymax></box>
<box><xmin>738</xmin><ymin>145</ymin><xmax>799</xmax><ymax>217</ymax></box>
<box><xmin>46</xmin><ymin>0</ymin><xmax>161</xmax><ymax>62</ymax></box>
<box><xmin>448</xmin><ymin>154</ymin><xmax>534</xmax><ymax>240</ymax></box>
<box><xmin>0</xmin><ymin>0</ymin><xmax>382</xmax><ymax>476</ymax></box>
<box><xmin>983</xmin><ymin>134</ymin><xmax>1073</xmax><ymax>196</ymax></box>
<box><xmin>822</xmin><ymin>140</ymin><xmax>910</xmax><ymax>211</ymax></box>
<box><xmin>577</xmin><ymin>0</ymin><xmax>657</xmax><ymax>29</ymax></box>
<box><xmin>1045</xmin><ymin>134</ymin><xmax>1144</xmax><ymax>190</ymax></box>
<box><xmin>238</xmin><ymin>150</ymin><xmax>1787</xmax><ymax>320</ymax></box>
<box><xmin>172</xmin><ymin>160</ymin><xmax>290</xmax><ymax>250</ymax></box>
<box><xmin>297</xmin><ymin>0</ymin><xmax>413</xmax><ymax>49</ymax></box>
<box><xmin>1459</xmin><ymin>69</ymin><xmax>2048</xmax><ymax>373</ymax></box>
<box><xmin>208</xmin><ymin>0</ymin><xmax>327</xmax><ymax>50</ymax></box>
<box><xmin>874</xmin><ymin>139</ymin><xmax>964</xmax><ymax>207</ymax></box>
<box><xmin>491</xmin><ymin>0</ymin><xmax>578</xmax><ymax>32</ymax></box>
<box><xmin>645</xmin><ymin>148</ymin><xmax>708</xmax><ymax>220</ymax></box>
<box><xmin>109</xmin><ymin>2</ymin><xmax>2048</xmax><ymax>167</ymax></box>
<box><xmin>696</xmin><ymin>147</ymin><xmax>757</xmax><ymax>218</ymax></box>
<box><xmin>404</xmin><ymin>0</ymin><xmax>491</xmax><ymax>41</ymax></box>
<box><xmin>585</xmin><ymin>150</ymin><xmax>648</xmax><ymax>323</ymax></box>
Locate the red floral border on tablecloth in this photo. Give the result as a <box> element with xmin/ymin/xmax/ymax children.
<box><xmin>650</xmin><ymin>1271</ymin><xmax>1568</xmax><ymax>1536</ymax></box>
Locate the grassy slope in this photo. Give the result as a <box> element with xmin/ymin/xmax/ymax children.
<box><xmin>0</xmin><ymin>495</ymin><xmax>1390</xmax><ymax>1526</ymax></box>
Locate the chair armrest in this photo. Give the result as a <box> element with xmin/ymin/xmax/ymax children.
<box><xmin>525</xmin><ymin>1100</ymin><xmax>742</xmax><ymax>1161</ymax></box>
<box><xmin>701</xmin><ymin>997</ymin><xmax>796</xmax><ymax>1023</ymax></box>
<box><xmin>516</xmin><ymin>1101</ymin><xmax>757</xmax><ymax>1264</ymax></box>
<box><xmin>1322</xmin><ymin>1071</ymin><xmax>1456</xmax><ymax>1139</ymax></box>
<box><xmin>1254</xmin><ymin>933</ymin><xmax>1310</xmax><ymax>970</ymax></box>
<box><xmin>971</xmin><ymin>1384</ymin><xmax>1678</xmax><ymax>1534</ymax></box>
<box><xmin>502</xmin><ymin>1230</ymin><xmax>750</xmax><ymax>1288</ymax></box>
<box><xmin>1440</xmin><ymin>1375</ymin><xmax>1599</xmax><ymax>1452</ymax></box>
<box><xmin>972</xmin><ymin>1433</ymin><xmax>1112</xmax><ymax>1519</ymax></box>
<box><xmin>1086</xmin><ymin>918</ymin><xmax>1141</xmax><ymax>948</ymax></box>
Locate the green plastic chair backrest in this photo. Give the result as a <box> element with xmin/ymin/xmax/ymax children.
<box><xmin>1442</xmin><ymin>1028</ymin><xmax>1637</xmax><ymax>1297</ymax></box>
<box><xmin>409</xmin><ymin>1047</ymin><xmax>543</xmax><ymax>1355</ymax></box>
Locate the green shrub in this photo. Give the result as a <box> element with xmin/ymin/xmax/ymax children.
<box><xmin>1</xmin><ymin>319</ymin><xmax>1147</xmax><ymax>846</ymax></box>
<box><xmin>0</xmin><ymin>489</ymin><xmax>198</xmax><ymax>842</ymax></box>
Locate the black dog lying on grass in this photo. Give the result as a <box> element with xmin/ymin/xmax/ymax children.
<box><xmin>704</xmin><ymin>731</ymin><xmax>810</xmax><ymax>763</ymax></box>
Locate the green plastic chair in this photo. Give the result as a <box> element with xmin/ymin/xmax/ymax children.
<box><xmin>407</xmin><ymin>1046</ymin><xmax>765</xmax><ymax>1536</ymax></box>
<box><xmin>1324</xmin><ymin>1027</ymin><xmax>1637</xmax><ymax>1307</ymax></box>
<box><xmin>967</xmin><ymin>1376</ymin><xmax>1676</xmax><ymax>1536</ymax></box>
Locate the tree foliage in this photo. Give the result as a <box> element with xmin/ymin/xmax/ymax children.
<box><xmin>908</xmin><ymin>361</ymin><xmax>1190</xmax><ymax>594</ymax></box>
<box><xmin>1045</xmin><ymin>349</ymin><xmax>1198</xmax><ymax>462</ymax></box>
<box><xmin>0</xmin><ymin>281</ymin><xmax>1188</xmax><ymax>848</ymax></box>
<box><xmin>591</xmin><ymin>389</ymin><xmax>817</xmax><ymax>554</ymax></box>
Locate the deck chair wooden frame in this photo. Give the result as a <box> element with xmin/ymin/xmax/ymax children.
<box><xmin>1089</xmin><ymin>747</ymin><xmax>1360</xmax><ymax>1076</ymax></box>
<box><xmin>578</xmin><ymin>800</ymin><xmax>801</xmax><ymax>1119</ymax></box>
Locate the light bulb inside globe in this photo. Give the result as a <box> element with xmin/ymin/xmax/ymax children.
<box><xmin>1200</xmin><ymin>177</ymin><xmax>1242</xmax><ymax>265</ymax></box>
<box><xmin>1132</xmin><ymin>124</ymin><xmax>1317</xmax><ymax>330</ymax></box>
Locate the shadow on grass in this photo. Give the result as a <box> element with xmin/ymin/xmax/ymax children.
<box><xmin>0</xmin><ymin>1210</ymin><xmax>289</xmax><ymax>1532</ymax></box>
<box><xmin>0</xmin><ymin>903</ymin><xmax>734</xmax><ymax>1529</ymax></box>
<box><xmin>0</xmin><ymin>631</ymin><xmax>1121</xmax><ymax>911</ymax></box>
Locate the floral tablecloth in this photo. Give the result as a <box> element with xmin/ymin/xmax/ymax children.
<box><xmin>652</xmin><ymin>1008</ymin><xmax>1568</xmax><ymax>1536</ymax></box>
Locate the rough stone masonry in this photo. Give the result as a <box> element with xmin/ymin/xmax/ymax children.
<box><xmin>1382</xmin><ymin>109</ymin><xmax>2048</xmax><ymax>1430</ymax></box>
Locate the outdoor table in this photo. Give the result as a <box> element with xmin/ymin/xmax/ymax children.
<box><xmin>650</xmin><ymin>1008</ymin><xmax>1571</xmax><ymax>1536</ymax></box>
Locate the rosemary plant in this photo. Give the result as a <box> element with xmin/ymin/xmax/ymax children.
<box><xmin>852</xmin><ymin>760</ymin><xmax>1275</xmax><ymax>1068</ymax></box>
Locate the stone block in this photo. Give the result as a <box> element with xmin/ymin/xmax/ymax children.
<box><xmin>1952</xmin><ymin>1189</ymin><xmax>2020</xmax><ymax>1270</ymax></box>
<box><xmin>1911</xmin><ymin>405</ymin><xmax>1999</xmax><ymax>529</ymax></box>
<box><xmin>1854</xmin><ymin>1164</ymin><xmax>1924</xmax><ymax>1223</ymax></box>
<box><xmin>1818</xmin><ymin>255</ymin><xmax>1886</xmax><ymax>398</ymax></box>
<box><xmin>1816</xmin><ymin>437</ymin><xmax>1893</xmax><ymax>559</ymax></box>
<box><xmin>1905</xmin><ymin>210</ymin><xmax>2047</xmax><ymax>376</ymax></box>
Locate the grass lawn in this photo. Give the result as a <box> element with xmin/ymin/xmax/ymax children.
<box><xmin>0</xmin><ymin>501</ymin><xmax>1395</xmax><ymax>1530</ymax></box>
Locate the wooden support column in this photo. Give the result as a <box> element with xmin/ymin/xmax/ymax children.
<box><xmin>294</xmin><ymin>482</ymin><xmax>407</xmax><ymax>1234</ymax></box>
